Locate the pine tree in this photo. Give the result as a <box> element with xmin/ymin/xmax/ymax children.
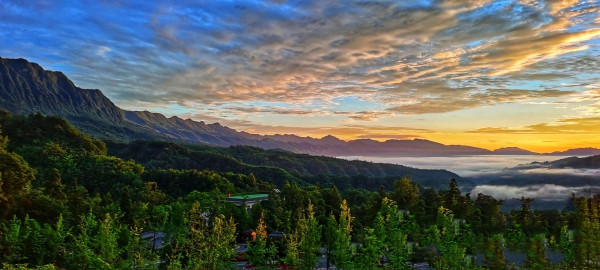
<box><xmin>332</xmin><ymin>200</ymin><xmax>353</xmax><ymax>269</ymax></box>
<box><xmin>482</xmin><ymin>234</ymin><xmax>505</xmax><ymax>270</ymax></box>
<box><xmin>525</xmin><ymin>234</ymin><xmax>548</xmax><ymax>269</ymax></box>
<box><xmin>245</xmin><ymin>212</ymin><xmax>271</xmax><ymax>268</ymax></box>
<box><xmin>299</xmin><ymin>202</ymin><xmax>321</xmax><ymax>270</ymax></box>
<box><xmin>324</xmin><ymin>214</ymin><xmax>337</xmax><ymax>269</ymax></box>
<box><xmin>187</xmin><ymin>202</ymin><xmax>237</xmax><ymax>269</ymax></box>
<box><xmin>392</xmin><ymin>177</ymin><xmax>420</xmax><ymax>210</ymax></box>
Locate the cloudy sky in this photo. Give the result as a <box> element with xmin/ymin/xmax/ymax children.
<box><xmin>1</xmin><ymin>0</ymin><xmax>600</xmax><ymax>152</ymax></box>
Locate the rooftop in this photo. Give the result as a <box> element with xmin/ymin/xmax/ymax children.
<box><xmin>227</xmin><ymin>194</ymin><xmax>269</xmax><ymax>200</ymax></box>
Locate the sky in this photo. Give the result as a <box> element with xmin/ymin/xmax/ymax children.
<box><xmin>1</xmin><ymin>0</ymin><xmax>600</xmax><ymax>152</ymax></box>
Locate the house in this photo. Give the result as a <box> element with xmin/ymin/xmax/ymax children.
<box><xmin>225</xmin><ymin>193</ymin><xmax>269</xmax><ymax>211</ymax></box>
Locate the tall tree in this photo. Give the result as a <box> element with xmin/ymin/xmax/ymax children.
<box><xmin>0</xmin><ymin>132</ymin><xmax>35</xmax><ymax>221</ymax></box>
<box><xmin>443</xmin><ymin>178</ymin><xmax>468</xmax><ymax>218</ymax></box>
<box><xmin>188</xmin><ymin>202</ymin><xmax>237</xmax><ymax>269</ymax></box>
<box><xmin>43</xmin><ymin>168</ymin><xmax>67</xmax><ymax>202</ymax></box>
<box><xmin>482</xmin><ymin>234</ymin><xmax>505</xmax><ymax>270</ymax></box>
<box><xmin>245</xmin><ymin>212</ymin><xmax>273</xmax><ymax>268</ymax></box>
<box><xmin>324</xmin><ymin>214</ymin><xmax>338</xmax><ymax>270</ymax></box>
<box><xmin>525</xmin><ymin>234</ymin><xmax>548</xmax><ymax>269</ymax></box>
<box><xmin>332</xmin><ymin>200</ymin><xmax>353</xmax><ymax>269</ymax></box>
<box><xmin>430</xmin><ymin>206</ymin><xmax>467</xmax><ymax>270</ymax></box>
<box><xmin>299</xmin><ymin>202</ymin><xmax>322</xmax><ymax>270</ymax></box>
<box><xmin>392</xmin><ymin>177</ymin><xmax>420</xmax><ymax>210</ymax></box>
<box><xmin>379</xmin><ymin>198</ymin><xmax>410</xmax><ymax>269</ymax></box>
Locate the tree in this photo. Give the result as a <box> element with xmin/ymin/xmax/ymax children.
<box><xmin>245</xmin><ymin>212</ymin><xmax>273</xmax><ymax>268</ymax></box>
<box><xmin>482</xmin><ymin>234</ymin><xmax>505</xmax><ymax>270</ymax></box>
<box><xmin>525</xmin><ymin>234</ymin><xmax>548</xmax><ymax>269</ymax></box>
<box><xmin>355</xmin><ymin>213</ymin><xmax>385</xmax><ymax>270</ymax></box>
<box><xmin>513</xmin><ymin>197</ymin><xmax>536</xmax><ymax>236</ymax></box>
<box><xmin>472</xmin><ymin>194</ymin><xmax>505</xmax><ymax>235</ymax></box>
<box><xmin>332</xmin><ymin>200</ymin><xmax>353</xmax><ymax>269</ymax></box>
<box><xmin>284</xmin><ymin>226</ymin><xmax>302</xmax><ymax>269</ymax></box>
<box><xmin>324</xmin><ymin>214</ymin><xmax>337</xmax><ymax>270</ymax></box>
<box><xmin>187</xmin><ymin>202</ymin><xmax>237</xmax><ymax>269</ymax></box>
<box><xmin>96</xmin><ymin>213</ymin><xmax>119</xmax><ymax>266</ymax></box>
<box><xmin>299</xmin><ymin>202</ymin><xmax>321</xmax><ymax>270</ymax></box>
<box><xmin>322</xmin><ymin>185</ymin><xmax>342</xmax><ymax>218</ymax></box>
<box><xmin>0</xmin><ymin>133</ymin><xmax>35</xmax><ymax>221</ymax></box>
<box><xmin>443</xmin><ymin>179</ymin><xmax>468</xmax><ymax>218</ymax></box>
<box><xmin>43</xmin><ymin>168</ymin><xmax>66</xmax><ymax>202</ymax></box>
<box><xmin>573</xmin><ymin>197</ymin><xmax>600</xmax><ymax>268</ymax></box>
<box><xmin>392</xmin><ymin>177</ymin><xmax>419</xmax><ymax>210</ymax></box>
<box><xmin>430</xmin><ymin>206</ymin><xmax>467</xmax><ymax>270</ymax></box>
<box><xmin>378</xmin><ymin>198</ymin><xmax>410</xmax><ymax>269</ymax></box>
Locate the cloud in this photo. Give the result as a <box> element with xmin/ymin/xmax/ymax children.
<box><xmin>520</xmin><ymin>168</ymin><xmax>600</xmax><ymax>176</ymax></box>
<box><xmin>1</xmin><ymin>0</ymin><xmax>599</xmax><ymax>123</ymax></box>
<box><xmin>238</xmin><ymin>123</ymin><xmax>434</xmax><ymax>142</ymax></box>
<box><xmin>95</xmin><ymin>46</ymin><xmax>112</xmax><ymax>57</ymax></box>
<box><xmin>342</xmin><ymin>111</ymin><xmax>393</xmax><ymax>121</ymax></box>
<box><xmin>384</xmin><ymin>83</ymin><xmax>572</xmax><ymax>114</ymax></box>
<box><xmin>355</xmin><ymin>134</ymin><xmax>420</xmax><ymax>140</ymax></box>
<box><xmin>469</xmin><ymin>117</ymin><xmax>600</xmax><ymax>134</ymax></box>
<box><xmin>225</xmin><ymin>106</ymin><xmax>321</xmax><ymax>116</ymax></box>
<box><xmin>471</xmin><ymin>184</ymin><xmax>600</xmax><ymax>199</ymax></box>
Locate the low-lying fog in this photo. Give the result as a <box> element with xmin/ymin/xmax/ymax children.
<box><xmin>342</xmin><ymin>155</ymin><xmax>569</xmax><ymax>176</ymax></box>
<box><xmin>343</xmin><ymin>155</ymin><xmax>600</xmax><ymax>208</ymax></box>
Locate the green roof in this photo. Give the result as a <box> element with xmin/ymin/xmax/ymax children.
<box><xmin>228</xmin><ymin>193</ymin><xmax>269</xmax><ymax>200</ymax></box>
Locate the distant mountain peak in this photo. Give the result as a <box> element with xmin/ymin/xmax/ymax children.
<box><xmin>321</xmin><ymin>135</ymin><xmax>343</xmax><ymax>141</ymax></box>
<box><xmin>492</xmin><ymin>147</ymin><xmax>537</xmax><ymax>155</ymax></box>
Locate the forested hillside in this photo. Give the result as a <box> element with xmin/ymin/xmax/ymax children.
<box><xmin>1</xmin><ymin>111</ymin><xmax>599</xmax><ymax>269</ymax></box>
<box><xmin>106</xmin><ymin>140</ymin><xmax>469</xmax><ymax>191</ymax></box>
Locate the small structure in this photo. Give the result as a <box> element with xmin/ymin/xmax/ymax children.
<box><xmin>225</xmin><ymin>193</ymin><xmax>269</xmax><ymax>211</ymax></box>
<box><xmin>267</xmin><ymin>231</ymin><xmax>285</xmax><ymax>239</ymax></box>
<box><xmin>141</xmin><ymin>231</ymin><xmax>167</xmax><ymax>249</ymax></box>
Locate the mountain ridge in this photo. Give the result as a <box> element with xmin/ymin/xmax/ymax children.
<box><xmin>2</xmin><ymin>57</ymin><xmax>598</xmax><ymax>157</ymax></box>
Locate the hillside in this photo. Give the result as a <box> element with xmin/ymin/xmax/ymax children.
<box><xmin>546</xmin><ymin>155</ymin><xmax>600</xmax><ymax>169</ymax></box>
<box><xmin>106</xmin><ymin>140</ymin><xmax>472</xmax><ymax>190</ymax></box>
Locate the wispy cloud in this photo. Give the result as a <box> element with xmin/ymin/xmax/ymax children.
<box><xmin>2</xmin><ymin>1</ymin><xmax>598</xmax><ymax>112</ymax></box>
<box><xmin>469</xmin><ymin>116</ymin><xmax>600</xmax><ymax>134</ymax></box>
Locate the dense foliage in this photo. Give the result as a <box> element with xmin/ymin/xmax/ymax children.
<box><xmin>106</xmin><ymin>140</ymin><xmax>472</xmax><ymax>191</ymax></box>
<box><xmin>0</xmin><ymin>112</ymin><xmax>596</xmax><ymax>269</ymax></box>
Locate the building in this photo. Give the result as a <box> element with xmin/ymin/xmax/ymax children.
<box><xmin>225</xmin><ymin>193</ymin><xmax>269</xmax><ymax>211</ymax></box>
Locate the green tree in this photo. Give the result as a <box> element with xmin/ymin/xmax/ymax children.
<box><xmin>482</xmin><ymin>234</ymin><xmax>505</xmax><ymax>270</ymax></box>
<box><xmin>245</xmin><ymin>212</ymin><xmax>274</xmax><ymax>268</ymax></box>
<box><xmin>43</xmin><ymin>168</ymin><xmax>67</xmax><ymax>202</ymax></box>
<box><xmin>96</xmin><ymin>213</ymin><xmax>120</xmax><ymax>266</ymax></box>
<box><xmin>573</xmin><ymin>197</ymin><xmax>600</xmax><ymax>268</ymax></box>
<box><xmin>187</xmin><ymin>202</ymin><xmax>237</xmax><ymax>269</ymax></box>
<box><xmin>525</xmin><ymin>234</ymin><xmax>548</xmax><ymax>269</ymax></box>
<box><xmin>430</xmin><ymin>206</ymin><xmax>467</xmax><ymax>270</ymax></box>
<box><xmin>324</xmin><ymin>214</ymin><xmax>337</xmax><ymax>269</ymax></box>
<box><xmin>0</xmin><ymin>133</ymin><xmax>35</xmax><ymax>221</ymax></box>
<box><xmin>443</xmin><ymin>178</ymin><xmax>469</xmax><ymax>218</ymax></box>
<box><xmin>378</xmin><ymin>198</ymin><xmax>410</xmax><ymax>269</ymax></box>
<box><xmin>392</xmin><ymin>177</ymin><xmax>420</xmax><ymax>210</ymax></box>
<box><xmin>299</xmin><ymin>202</ymin><xmax>321</xmax><ymax>270</ymax></box>
<box><xmin>332</xmin><ymin>200</ymin><xmax>353</xmax><ymax>269</ymax></box>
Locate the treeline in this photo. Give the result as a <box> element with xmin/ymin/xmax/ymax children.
<box><xmin>0</xmin><ymin>112</ymin><xmax>598</xmax><ymax>269</ymax></box>
<box><xmin>106</xmin><ymin>140</ymin><xmax>471</xmax><ymax>191</ymax></box>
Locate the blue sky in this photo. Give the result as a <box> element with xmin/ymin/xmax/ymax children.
<box><xmin>1</xmin><ymin>0</ymin><xmax>600</xmax><ymax>151</ymax></box>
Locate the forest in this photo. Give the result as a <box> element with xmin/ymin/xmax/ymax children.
<box><xmin>1</xmin><ymin>111</ymin><xmax>599</xmax><ymax>269</ymax></box>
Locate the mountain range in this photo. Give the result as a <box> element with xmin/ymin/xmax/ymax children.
<box><xmin>1</xmin><ymin>57</ymin><xmax>599</xmax><ymax>157</ymax></box>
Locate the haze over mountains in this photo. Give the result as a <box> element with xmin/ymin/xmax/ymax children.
<box><xmin>2</xmin><ymin>57</ymin><xmax>599</xmax><ymax>157</ymax></box>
